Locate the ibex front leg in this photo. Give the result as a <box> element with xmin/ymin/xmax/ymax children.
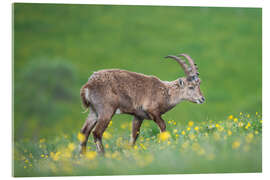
<box><xmin>130</xmin><ymin>116</ymin><xmax>143</xmax><ymax>146</ymax></box>
<box><xmin>152</xmin><ymin>114</ymin><xmax>166</xmax><ymax>132</ymax></box>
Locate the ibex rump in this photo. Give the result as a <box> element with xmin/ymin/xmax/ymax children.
<box><xmin>80</xmin><ymin>53</ymin><xmax>205</xmax><ymax>154</ymax></box>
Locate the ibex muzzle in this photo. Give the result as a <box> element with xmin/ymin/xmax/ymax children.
<box><xmin>80</xmin><ymin>53</ymin><xmax>205</xmax><ymax>154</ymax></box>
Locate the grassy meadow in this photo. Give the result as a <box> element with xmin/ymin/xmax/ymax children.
<box><xmin>13</xmin><ymin>4</ymin><xmax>262</xmax><ymax>176</ymax></box>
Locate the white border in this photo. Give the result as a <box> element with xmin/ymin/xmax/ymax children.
<box><xmin>1</xmin><ymin>0</ymin><xmax>268</xmax><ymax>180</ymax></box>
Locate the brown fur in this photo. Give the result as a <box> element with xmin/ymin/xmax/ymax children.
<box><xmin>80</xmin><ymin>64</ymin><xmax>205</xmax><ymax>154</ymax></box>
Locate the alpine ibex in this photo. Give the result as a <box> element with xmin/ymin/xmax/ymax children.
<box><xmin>79</xmin><ymin>53</ymin><xmax>205</xmax><ymax>154</ymax></box>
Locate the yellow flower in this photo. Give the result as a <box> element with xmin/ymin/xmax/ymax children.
<box><xmin>233</xmin><ymin>118</ymin><xmax>238</xmax><ymax>122</ymax></box>
<box><xmin>167</xmin><ymin>141</ymin><xmax>171</xmax><ymax>145</ymax></box>
<box><xmin>255</xmin><ymin>130</ymin><xmax>259</xmax><ymax>135</ymax></box>
<box><xmin>240</xmin><ymin>112</ymin><xmax>243</xmax><ymax>116</ymax></box>
<box><xmin>103</xmin><ymin>131</ymin><xmax>112</xmax><ymax>140</ymax></box>
<box><xmin>134</xmin><ymin>145</ymin><xmax>138</xmax><ymax>150</ymax></box>
<box><xmin>39</xmin><ymin>138</ymin><xmax>45</xmax><ymax>143</ymax></box>
<box><xmin>227</xmin><ymin>130</ymin><xmax>232</xmax><ymax>136</ymax></box>
<box><xmin>68</xmin><ymin>143</ymin><xmax>75</xmax><ymax>151</ymax></box>
<box><xmin>40</xmin><ymin>154</ymin><xmax>45</xmax><ymax>158</ymax></box>
<box><xmin>173</xmin><ymin>129</ymin><xmax>178</xmax><ymax>134</ymax></box>
<box><xmin>215</xmin><ymin>124</ymin><xmax>220</xmax><ymax>128</ymax></box>
<box><xmin>228</xmin><ymin>115</ymin><xmax>234</xmax><ymax>120</ymax></box>
<box><xmin>50</xmin><ymin>152</ymin><xmax>61</xmax><ymax>161</ymax></box>
<box><xmin>194</xmin><ymin>126</ymin><xmax>199</xmax><ymax>131</ymax></box>
<box><xmin>245</xmin><ymin>122</ymin><xmax>251</xmax><ymax>129</ymax></box>
<box><xmin>175</xmin><ymin>134</ymin><xmax>179</xmax><ymax>138</ymax></box>
<box><xmin>188</xmin><ymin>121</ymin><xmax>194</xmax><ymax>127</ymax></box>
<box><xmin>181</xmin><ymin>131</ymin><xmax>186</xmax><ymax>135</ymax></box>
<box><xmin>260</xmin><ymin>120</ymin><xmax>262</xmax><ymax>124</ymax></box>
<box><xmin>247</xmin><ymin>114</ymin><xmax>250</xmax><ymax>118</ymax></box>
<box><xmin>159</xmin><ymin>131</ymin><xmax>171</xmax><ymax>141</ymax></box>
<box><xmin>85</xmin><ymin>151</ymin><xmax>97</xmax><ymax>160</ymax></box>
<box><xmin>173</xmin><ymin>122</ymin><xmax>177</xmax><ymax>125</ymax></box>
<box><xmin>232</xmin><ymin>141</ymin><xmax>241</xmax><ymax>149</ymax></box>
<box><xmin>187</xmin><ymin>127</ymin><xmax>191</xmax><ymax>131</ymax></box>
<box><xmin>77</xmin><ymin>132</ymin><xmax>86</xmax><ymax>142</ymax></box>
<box><xmin>24</xmin><ymin>166</ymin><xmax>27</xmax><ymax>169</ymax></box>
<box><xmin>256</xmin><ymin>112</ymin><xmax>258</xmax><ymax>115</ymax></box>
<box><xmin>24</xmin><ymin>159</ymin><xmax>29</xmax><ymax>163</ymax></box>
<box><xmin>108</xmin><ymin>121</ymin><xmax>112</xmax><ymax>127</ymax></box>
<box><xmin>105</xmin><ymin>144</ymin><xmax>109</xmax><ymax>149</ymax></box>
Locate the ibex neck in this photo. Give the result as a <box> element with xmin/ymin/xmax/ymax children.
<box><xmin>163</xmin><ymin>79</ymin><xmax>184</xmax><ymax>108</ymax></box>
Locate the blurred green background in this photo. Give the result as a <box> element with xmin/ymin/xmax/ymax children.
<box><xmin>13</xmin><ymin>4</ymin><xmax>262</xmax><ymax>140</ymax></box>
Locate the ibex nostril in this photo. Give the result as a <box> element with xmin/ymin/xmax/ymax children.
<box><xmin>201</xmin><ymin>97</ymin><xmax>205</xmax><ymax>102</ymax></box>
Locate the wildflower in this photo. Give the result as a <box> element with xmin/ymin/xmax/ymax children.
<box><xmin>232</xmin><ymin>141</ymin><xmax>241</xmax><ymax>149</ymax></box>
<box><xmin>187</xmin><ymin>127</ymin><xmax>191</xmax><ymax>131</ymax></box>
<box><xmin>233</xmin><ymin>118</ymin><xmax>238</xmax><ymax>122</ymax></box>
<box><xmin>77</xmin><ymin>132</ymin><xmax>86</xmax><ymax>142</ymax></box>
<box><xmin>260</xmin><ymin>120</ymin><xmax>262</xmax><ymax>124</ymax></box>
<box><xmin>108</xmin><ymin>121</ymin><xmax>112</xmax><ymax>127</ymax></box>
<box><xmin>103</xmin><ymin>131</ymin><xmax>112</xmax><ymax>140</ymax></box>
<box><xmin>227</xmin><ymin>130</ymin><xmax>232</xmax><ymax>136</ymax></box>
<box><xmin>173</xmin><ymin>129</ymin><xmax>178</xmax><ymax>134</ymax></box>
<box><xmin>240</xmin><ymin>112</ymin><xmax>243</xmax><ymax>116</ymax></box>
<box><xmin>173</xmin><ymin>121</ymin><xmax>177</xmax><ymax>125</ymax></box>
<box><xmin>40</xmin><ymin>154</ymin><xmax>45</xmax><ymax>158</ymax></box>
<box><xmin>247</xmin><ymin>114</ymin><xmax>250</xmax><ymax>118</ymax></box>
<box><xmin>238</xmin><ymin>122</ymin><xmax>244</xmax><ymax>127</ymax></box>
<box><xmin>24</xmin><ymin>166</ymin><xmax>27</xmax><ymax>169</ymax></box>
<box><xmin>29</xmin><ymin>153</ymin><xmax>33</xmax><ymax>159</ymax></box>
<box><xmin>256</xmin><ymin>112</ymin><xmax>258</xmax><ymax>115</ymax></box>
<box><xmin>188</xmin><ymin>121</ymin><xmax>194</xmax><ymax>127</ymax></box>
<box><xmin>215</xmin><ymin>124</ymin><xmax>220</xmax><ymax>128</ymax></box>
<box><xmin>50</xmin><ymin>152</ymin><xmax>61</xmax><ymax>161</ymax></box>
<box><xmin>24</xmin><ymin>159</ymin><xmax>29</xmax><ymax>163</ymax></box>
<box><xmin>159</xmin><ymin>131</ymin><xmax>171</xmax><ymax>142</ymax></box>
<box><xmin>194</xmin><ymin>126</ymin><xmax>199</xmax><ymax>131</ymax></box>
<box><xmin>105</xmin><ymin>144</ymin><xmax>109</xmax><ymax>149</ymax></box>
<box><xmin>29</xmin><ymin>164</ymin><xmax>32</xmax><ymax>167</ymax></box>
<box><xmin>255</xmin><ymin>130</ymin><xmax>259</xmax><ymax>135</ymax></box>
<box><xmin>181</xmin><ymin>131</ymin><xmax>186</xmax><ymax>135</ymax></box>
<box><xmin>85</xmin><ymin>151</ymin><xmax>97</xmax><ymax>160</ymax></box>
<box><xmin>167</xmin><ymin>141</ymin><xmax>171</xmax><ymax>145</ymax></box>
<box><xmin>134</xmin><ymin>145</ymin><xmax>138</xmax><ymax>150</ymax></box>
<box><xmin>175</xmin><ymin>134</ymin><xmax>179</xmax><ymax>138</ymax></box>
<box><xmin>140</xmin><ymin>143</ymin><xmax>146</xmax><ymax>150</ymax></box>
<box><xmin>68</xmin><ymin>143</ymin><xmax>75</xmax><ymax>151</ymax></box>
<box><xmin>228</xmin><ymin>115</ymin><xmax>234</xmax><ymax>120</ymax></box>
<box><xmin>245</xmin><ymin>122</ymin><xmax>251</xmax><ymax>129</ymax></box>
<box><xmin>39</xmin><ymin>138</ymin><xmax>45</xmax><ymax>143</ymax></box>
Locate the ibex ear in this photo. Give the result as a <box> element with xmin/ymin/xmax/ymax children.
<box><xmin>178</xmin><ymin>79</ymin><xmax>184</xmax><ymax>86</ymax></box>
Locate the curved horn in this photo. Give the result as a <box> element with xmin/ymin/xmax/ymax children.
<box><xmin>165</xmin><ymin>55</ymin><xmax>191</xmax><ymax>76</ymax></box>
<box><xmin>178</xmin><ymin>54</ymin><xmax>198</xmax><ymax>75</ymax></box>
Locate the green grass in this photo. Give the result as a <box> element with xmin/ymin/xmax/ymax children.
<box><xmin>13</xmin><ymin>112</ymin><xmax>262</xmax><ymax>176</ymax></box>
<box><xmin>13</xmin><ymin>4</ymin><xmax>262</xmax><ymax>176</ymax></box>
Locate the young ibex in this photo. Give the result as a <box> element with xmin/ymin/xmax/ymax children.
<box><xmin>80</xmin><ymin>53</ymin><xmax>205</xmax><ymax>154</ymax></box>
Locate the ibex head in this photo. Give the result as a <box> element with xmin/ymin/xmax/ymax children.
<box><xmin>165</xmin><ymin>53</ymin><xmax>205</xmax><ymax>104</ymax></box>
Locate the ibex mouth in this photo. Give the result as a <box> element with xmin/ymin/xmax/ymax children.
<box><xmin>196</xmin><ymin>97</ymin><xmax>205</xmax><ymax>104</ymax></box>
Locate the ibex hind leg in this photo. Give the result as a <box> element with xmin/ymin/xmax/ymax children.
<box><xmin>80</xmin><ymin>106</ymin><xmax>97</xmax><ymax>154</ymax></box>
<box><xmin>92</xmin><ymin>107</ymin><xmax>115</xmax><ymax>154</ymax></box>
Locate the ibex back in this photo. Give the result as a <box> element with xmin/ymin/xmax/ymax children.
<box><xmin>80</xmin><ymin>53</ymin><xmax>205</xmax><ymax>154</ymax></box>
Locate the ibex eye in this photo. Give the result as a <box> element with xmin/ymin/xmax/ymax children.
<box><xmin>189</xmin><ymin>87</ymin><xmax>194</xmax><ymax>90</ymax></box>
